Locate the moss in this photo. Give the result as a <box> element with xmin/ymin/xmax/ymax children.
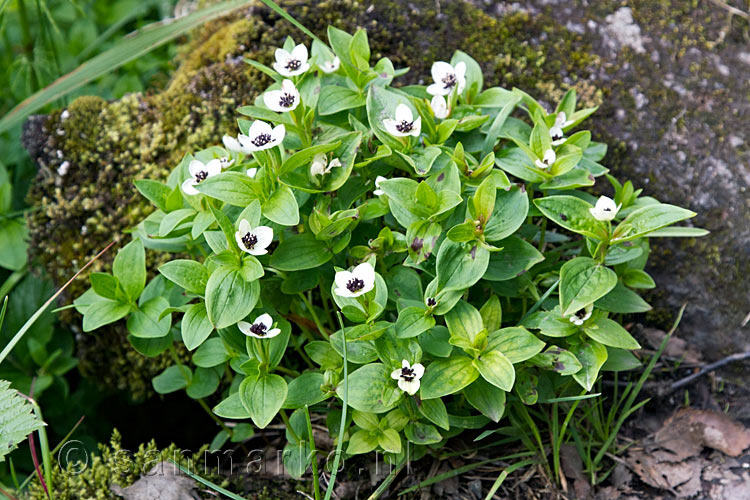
<box><xmin>25</xmin><ymin>0</ymin><xmax>603</xmax><ymax>396</ymax></box>
<box><xmin>27</xmin><ymin>430</ymin><xmax>210</xmax><ymax>500</ymax></box>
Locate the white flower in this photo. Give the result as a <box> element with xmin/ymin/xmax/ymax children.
<box><xmin>219</xmin><ymin>156</ymin><xmax>234</xmax><ymax>169</ymax></box>
<box><xmin>234</xmin><ymin>219</ymin><xmax>273</xmax><ymax>255</ymax></box>
<box><xmin>238</xmin><ymin>313</ymin><xmax>281</xmax><ymax>339</ymax></box>
<box><xmin>238</xmin><ymin>121</ymin><xmax>285</xmax><ymax>152</ymax></box>
<box><xmin>181</xmin><ymin>159</ymin><xmax>221</xmax><ymax>195</ymax></box>
<box><xmin>223</xmin><ymin>134</ymin><xmax>251</xmax><ymax>155</ymax></box>
<box><xmin>568</xmin><ymin>305</ymin><xmax>593</xmax><ymax>326</ymax></box>
<box><xmin>534</xmin><ymin>149</ymin><xmax>556</xmax><ymax>170</ymax></box>
<box><xmin>589</xmin><ymin>196</ymin><xmax>621</xmax><ymax>222</ymax></box>
<box><xmin>430</xmin><ymin>95</ymin><xmax>449</xmax><ymax>119</ymax></box>
<box><xmin>550</xmin><ymin>112</ymin><xmax>569</xmax><ymax>146</ymax></box>
<box><xmin>390</xmin><ymin>360</ymin><xmax>425</xmax><ymax>396</ymax></box>
<box><xmin>310</xmin><ymin>153</ymin><xmax>342</xmax><ymax>177</ymax></box>
<box><xmin>373</xmin><ymin>176</ymin><xmax>387</xmax><ymax>196</ymax></box>
<box><xmin>425</xmin><ymin>297</ymin><xmax>437</xmax><ymax>308</ymax></box>
<box><xmin>334</xmin><ymin>262</ymin><xmax>376</xmax><ymax>298</ymax></box>
<box><xmin>426</xmin><ymin>61</ymin><xmax>466</xmax><ymax>96</ymax></box>
<box><xmin>263</xmin><ymin>79</ymin><xmax>300</xmax><ymax>113</ymax></box>
<box><xmin>273</xmin><ymin>44</ymin><xmax>310</xmax><ymax>77</ymax></box>
<box><xmin>319</xmin><ymin>57</ymin><xmax>340</xmax><ymax>73</ymax></box>
<box><xmin>383</xmin><ymin>104</ymin><xmax>421</xmax><ymax>137</ymax></box>
<box><xmin>246</xmin><ymin>167</ymin><xmax>258</xmax><ymax>178</ymax></box>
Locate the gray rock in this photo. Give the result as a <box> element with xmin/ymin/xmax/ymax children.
<box><xmin>111</xmin><ymin>461</ymin><xmax>199</xmax><ymax>500</ymax></box>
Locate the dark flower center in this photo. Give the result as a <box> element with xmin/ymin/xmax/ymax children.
<box><xmin>426</xmin><ymin>297</ymin><xmax>437</xmax><ymax>307</ymax></box>
<box><xmin>346</xmin><ymin>277</ymin><xmax>365</xmax><ymax>293</ymax></box>
<box><xmin>442</xmin><ymin>72</ymin><xmax>457</xmax><ymax>89</ymax></box>
<box><xmin>551</xmin><ymin>130</ymin><xmax>564</xmax><ymax>141</ymax></box>
<box><xmin>252</xmin><ymin>133</ymin><xmax>272</xmax><ymax>147</ymax></box>
<box><xmin>400</xmin><ymin>367</ymin><xmax>415</xmax><ymax>382</ymax></box>
<box><xmin>575</xmin><ymin>309</ymin><xmax>588</xmax><ymax>320</ymax></box>
<box><xmin>242</xmin><ymin>232</ymin><xmax>258</xmax><ymax>249</ymax></box>
<box><xmin>285</xmin><ymin>59</ymin><xmax>301</xmax><ymax>71</ymax></box>
<box><xmin>279</xmin><ymin>93</ymin><xmax>296</xmax><ymax>108</ymax></box>
<box><xmin>220</xmin><ymin>156</ymin><xmax>231</xmax><ymax>167</ymax></box>
<box><xmin>194</xmin><ymin>170</ymin><xmax>208</xmax><ymax>182</ymax></box>
<box><xmin>602</xmin><ymin>207</ymin><xmax>612</xmax><ymax>213</ymax></box>
<box><xmin>249</xmin><ymin>322</ymin><xmax>268</xmax><ymax>336</ymax></box>
<box><xmin>396</xmin><ymin>120</ymin><xmax>413</xmax><ymax>133</ymax></box>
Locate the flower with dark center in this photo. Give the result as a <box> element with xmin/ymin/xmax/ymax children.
<box><xmin>390</xmin><ymin>360</ymin><xmax>425</xmax><ymax>395</ymax></box>
<box><xmin>319</xmin><ymin>56</ymin><xmax>340</xmax><ymax>73</ymax></box>
<box><xmin>334</xmin><ymin>262</ymin><xmax>376</xmax><ymax>298</ymax></box>
<box><xmin>426</xmin><ymin>297</ymin><xmax>437</xmax><ymax>307</ymax></box>
<box><xmin>535</xmin><ymin>149</ymin><xmax>556</xmax><ymax>170</ymax></box>
<box><xmin>239</xmin><ymin>313</ymin><xmax>281</xmax><ymax>339</ymax></box>
<box><xmin>383</xmin><ymin>104</ymin><xmax>421</xmax><ymax>138</ymax></box>
<box><xmin>219</xmin><ymin>156</ymin><xmax>234</xmax><ymax>169</ymax></box>
<box><xmin>427</xmin><ymin>61</ymin><xmax>467</xmax><ymax>96</ymax></box>
<box><xmin>550</xmin><ymin>112</ymin><xmax>572</xmax><ymax>146</ymax></box>
<box><xmin>181</xmin><ymin>159</ymin><xmax>221</xmax><ymax>195</ymax></box>
<box><xmin>273</xmin><ymin>44</ymin><xmax>310</xmax><ymax>77</ymax></box>
<box><xmin>235</xmin><ymin>219</ymin><xmax>273</xmax><ymax>255</ymax></box>
<box><xmin>310</xmin><ymin>153</ymin><xmax>342</xmax><ymax>177</ymax></box>
<box><xmin>569</xmin><ymin>305</ymin><xmax>593</xmax><ymax>326</ymax></box>
<box><xmin>589</xmin><ymin>196</ymin><xmax>621</xmax><ymax>222</ymax></box>
<box><xmin>238</xmin><ymin>120</ymin><xmax>285</xmax><ymax>152</ymax></box>
<box><xmin>430</xmin><ymin>95</ymin><xmax>449</xmax><ymax>119</ymax></box>
<box><xmin>264</xmin><ymin>79</ymin><xmax>300</xmax><ymax>112</ymax></box>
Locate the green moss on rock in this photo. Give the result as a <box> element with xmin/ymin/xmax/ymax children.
<box><xmin>24</xmin><ymin>0</ymin><xmax>601</xmax><ymax>396</ymax></box>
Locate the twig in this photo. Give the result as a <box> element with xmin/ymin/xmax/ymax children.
<box><xmin>668</xmin><ymin>351</ymin><xmax>750</xmax><ymax>392</ymax></box>
<box><xmin>706</xmin><ymin>0</ymin><xmax>750</xmax><ymax>20</ymax></box>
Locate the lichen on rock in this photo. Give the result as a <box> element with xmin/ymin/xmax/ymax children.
<box><xmin>23</xmin><ymin>0</ymin><xmax>601</xmax><ymax>397</ymax></box>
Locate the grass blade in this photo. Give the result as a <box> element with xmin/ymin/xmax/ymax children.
<box><xmin>0</xmin><ymin>1</ymin><xmax>253</xmax><ymax>134</ymax></box>
<box><xmin>323</xmin><ymin>312</ymin><xmax>348</xmax><ymax>500</ymax></box>
<box><xmin>168</xmin><ymin>460</ymin><xmax>246</xmax><ymax>500</ymax></box>
<box><xmin>484</xmin><ymin>459</ymin><xmax>536</xmax><ymax>500</ymax></box>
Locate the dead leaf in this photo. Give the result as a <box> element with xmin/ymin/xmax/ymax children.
<box><xmin>627</xmin><ymin>452</ymin><xmax>702</xmax><ymax>497</ymax></box>
<box><xmin>657</xmin><ymin>409</ymin><xmax>750</xmax><ymax>457</ymax></box>
<box><xmin>642</xmin><ymin>328</ymin><xmax>702</xmax><ymax>363</ymax></box>
<box><xmin>111</xmin><ymin>461</ymin><xmax>199</xmax><ymax>500</ymax></box>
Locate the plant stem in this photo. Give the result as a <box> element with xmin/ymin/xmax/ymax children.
<box><xmin>299</xmin><ymin>292</ymin><xmax>329</xmax><ymax>340</ymax></box>
<box><xmin>278</xmin><ymin>409</ymin><xmax>300</xmax><ymax>442</ymax></box>
<box><xmin>304</xmin><ymin>405</ymin><xmax>321</xmax><ymax>500</ymax></box>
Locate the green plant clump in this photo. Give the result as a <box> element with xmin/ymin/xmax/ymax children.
<box><xmin>71</xmin><ymin>23</ymin><xmax>705</xmax><ymax>485</ymax></box>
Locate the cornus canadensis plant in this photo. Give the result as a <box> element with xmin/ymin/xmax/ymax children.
<box><xmin>74</xmin><ymin>27</ymin><xmax>706</xmax><ymax>480</ymax></box>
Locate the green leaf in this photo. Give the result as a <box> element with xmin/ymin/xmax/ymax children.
<box><xmin>152</xmin><ymin>365</ymin><xmax>192</xmax><ymax>394</ymax></box>
<box><xmin>482</xmin><ymin>92</ymin><xmax>521</xmax><ymax>157</ymax></box>
<box><xmin>126</xmin><ymin>297</ymin><xmax>171</xmax><ymax>338</ymax></box>
<box><xmin>420</xmin><ymin>356</ymin><xmax>478</xmax><ymax>399</ymax></box>
<box><xmin>0</xmin><ymin>0</ymin><xmax>256</xmax><ymax>134</ymax></box>
<box><xmin>602</xmin><ymin>347</ymin><xmax>641</xmax><ymax>372</ymax></box>
<box><xmin>304</xmin><ymin>341</ymin><xmax>342</xmax><ymax>369</ymax></box>
<box><xmin>444</xmin><ymin>301</ymin><xmax>484</xmax><ymax>347</ymax></box>
<box><xmin>485</xmin><ymin>327</ymin><xmax>545</xmax><ymax>364</ymax></box>
<box><xmin>483</xmin><ymin>185</ymin><xmax>529</xmax><ymax>241</ymax></box>
<box><xmin>205</xmin><ymin>267</ymin><xmax>260</xmax><ymax>329</ymax></box>
<box><xmin>395</xmin><ymin>306</ymin><xmax>435</xmax><ymax>338</ymax></box>
<box><xmin>339</xmin><ymin>363</ymin><xmax>398</xmax><ymax>413</ymax></box>
<box><xmin>82</xmin><ymin>296</ymin><xmax>131</xmax><ymax>332</ymax></box>
<box><xmin>193</xmin><ymin>338</ymin><xmax>230</xmax><ymax>368</ymax></box>
<box><xmin>463</xmin><ymin>378</ymin><xmax>506</xmax><ymax>423</ymax></box>
<box><xmin>404</xmin><ymin>421</ymin><xmax>442</xmax><ymax>445</ymax></box>
<box><xmin>378</xmin><ymin>428</ymin><xmax>401</xmax><ymax>454</ymax></box>
<box><xmin>159</xmin><ymin>260</ymin><xmax>208</xmax><ymax>295</ymax></box>
<box><xmin>186</xmin><ymin>367</ymin><xmax>220</xmax><ymax>399</ymax></box>
<box><xmin>529</xmin><ymin>347</ymin><xmax>582</xmax><ymax>375</ymax></box>
<box><xmin>643</xmin><ymin>227</ymin><xmax>709</xmax><ymax>238</ymax></box>
<box><xmin>271</xmin><ymin>232</ymin><xmax>332</xmax><ymax>271</ymax></box>
<box><xmin>484</xmin><ymin>236</ymin><xmax>544</xmax><ymax>281</ymax></box>
<box><xmin>213</xmin><ymin>392</ymin><xmax>251</xmax><ymax>419</ymax></box>
<box><xmin>318</xmin><ymin>86</ymin><xmax>365</xmax><ymax>115</ymax></box>
<box><xmin>197</xmin><ymin>172</ymin><xmax>257</xmax><ymax>206</ymax></box>
<box><xmin>595</xmin><ymin>281</ymin><xmax>652</xmax><ymax>313</ymax></box>
<box><xmin>263</xmin><ymin>186</ymin><xmax>299</xmax><ymax>226</ymax></box>
<box><xmin>583</xmin><ymin>317</ymin><xmax>641</xmax><ymax>349</ymax></box>
<box><xmin>113</xmin><ymin>239</ymin><xmax>146</xmax><ymax>301</ymax></box>
<box><xmin>572</xmin><ymin>341</ymin><xmax>608</xmax><ymax>391</ymax></box>
<box><xmin>283</xmin><ymin>372</ymin><xmax>328</xmax><ymax>409</ymax></box>
<box><xmin>617</xmin><ymin>204</ymin><xmax>696</xmax><ymax>242</ymax></box>
<box><xmin>158</xmin><ymin>208</ymin><xmax>195</xmax><ymax>236</ymax></box>
<box><xmin>474</xmin><ymin>350</ymin><xmax>514</xmax><ymax>391</ymax></box>
<box><xmin>89</xmin><ymin>272</ymin><xmax>118</xmax><ymax>300</ymax></box>
<box><xmin>129</xmin><ymin>332</ymin><xmax>172</xmax><ymax>357</ymax></box>
<box><xmin>346</xmin><ymin>430</ymin><xmax>379</xmax><ymax>454</ymax></box>
<box><xmin>0</xmin><ymin>220</ymin><xmax>28</xmax><ymax>271</ymax></box>
<box><xmin>534</xmin><ymin>196</ymin><xmax>608</xmax><ymax>240</ymax></box>
<box><xmin>0</xmin><ymin>380</ymin><xmax>45</xmax><ymax>462</ymax></box>
<box><xmin>418</xmin><ymin>397</ymin><xmax>450</xmax><ymax>430</ymax></box>
<box><xmin>134</xmin><ymin>179</ymin><xmax>171</xmax><ymax>211</ymax></box>
<box><xmin>280</xmin><ymin>132</ymin><xmax>362</xmax><ymax>193</ymax></box>
<box><xmin>559</xmin><ymin>257</ymin><xmax>618</xmax><ymax>316</ymax></box>
<box><xmin>239</xmin><ymin>373</ymin><xmax>288</xmax><ymax>428</ymax></box>
<box><xmin>479</xmin><ymin>295</ymin><xmax>502</xmax><ymax>333</ymax></box>
<box><xmin>495</xmin><ymin>147</ymin><xmax>547</xmax><ymax>183</ymax></box>
<box><xmin>436</xmin><ymin>240</ymin><xmax>490</xmax><ymax>293</ymax></box>
<box><xmin>181</xmin><ymin>302</ymin><xmax>214</xmax><ymax>350</ymax></box>
<box><xmin>622</xmin><ymin>269</ymin><xmax>655</xmax><ymax>289</ymax></box>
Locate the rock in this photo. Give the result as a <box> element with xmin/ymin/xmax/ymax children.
<box><xmin>111</xmin><ymin>461</ymin><xmax>199</xmax><ymax>500</ymax></box>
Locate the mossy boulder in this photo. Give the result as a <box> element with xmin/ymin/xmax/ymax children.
<box><xmin>23</xmin><ymin>0</ymin><xmax>599</xmax><ymax>396</ymax></box>
<box><xmin>23</xmin><ymin>0</ymin><xmax>747</xmax><ymax>396</ymax></box>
